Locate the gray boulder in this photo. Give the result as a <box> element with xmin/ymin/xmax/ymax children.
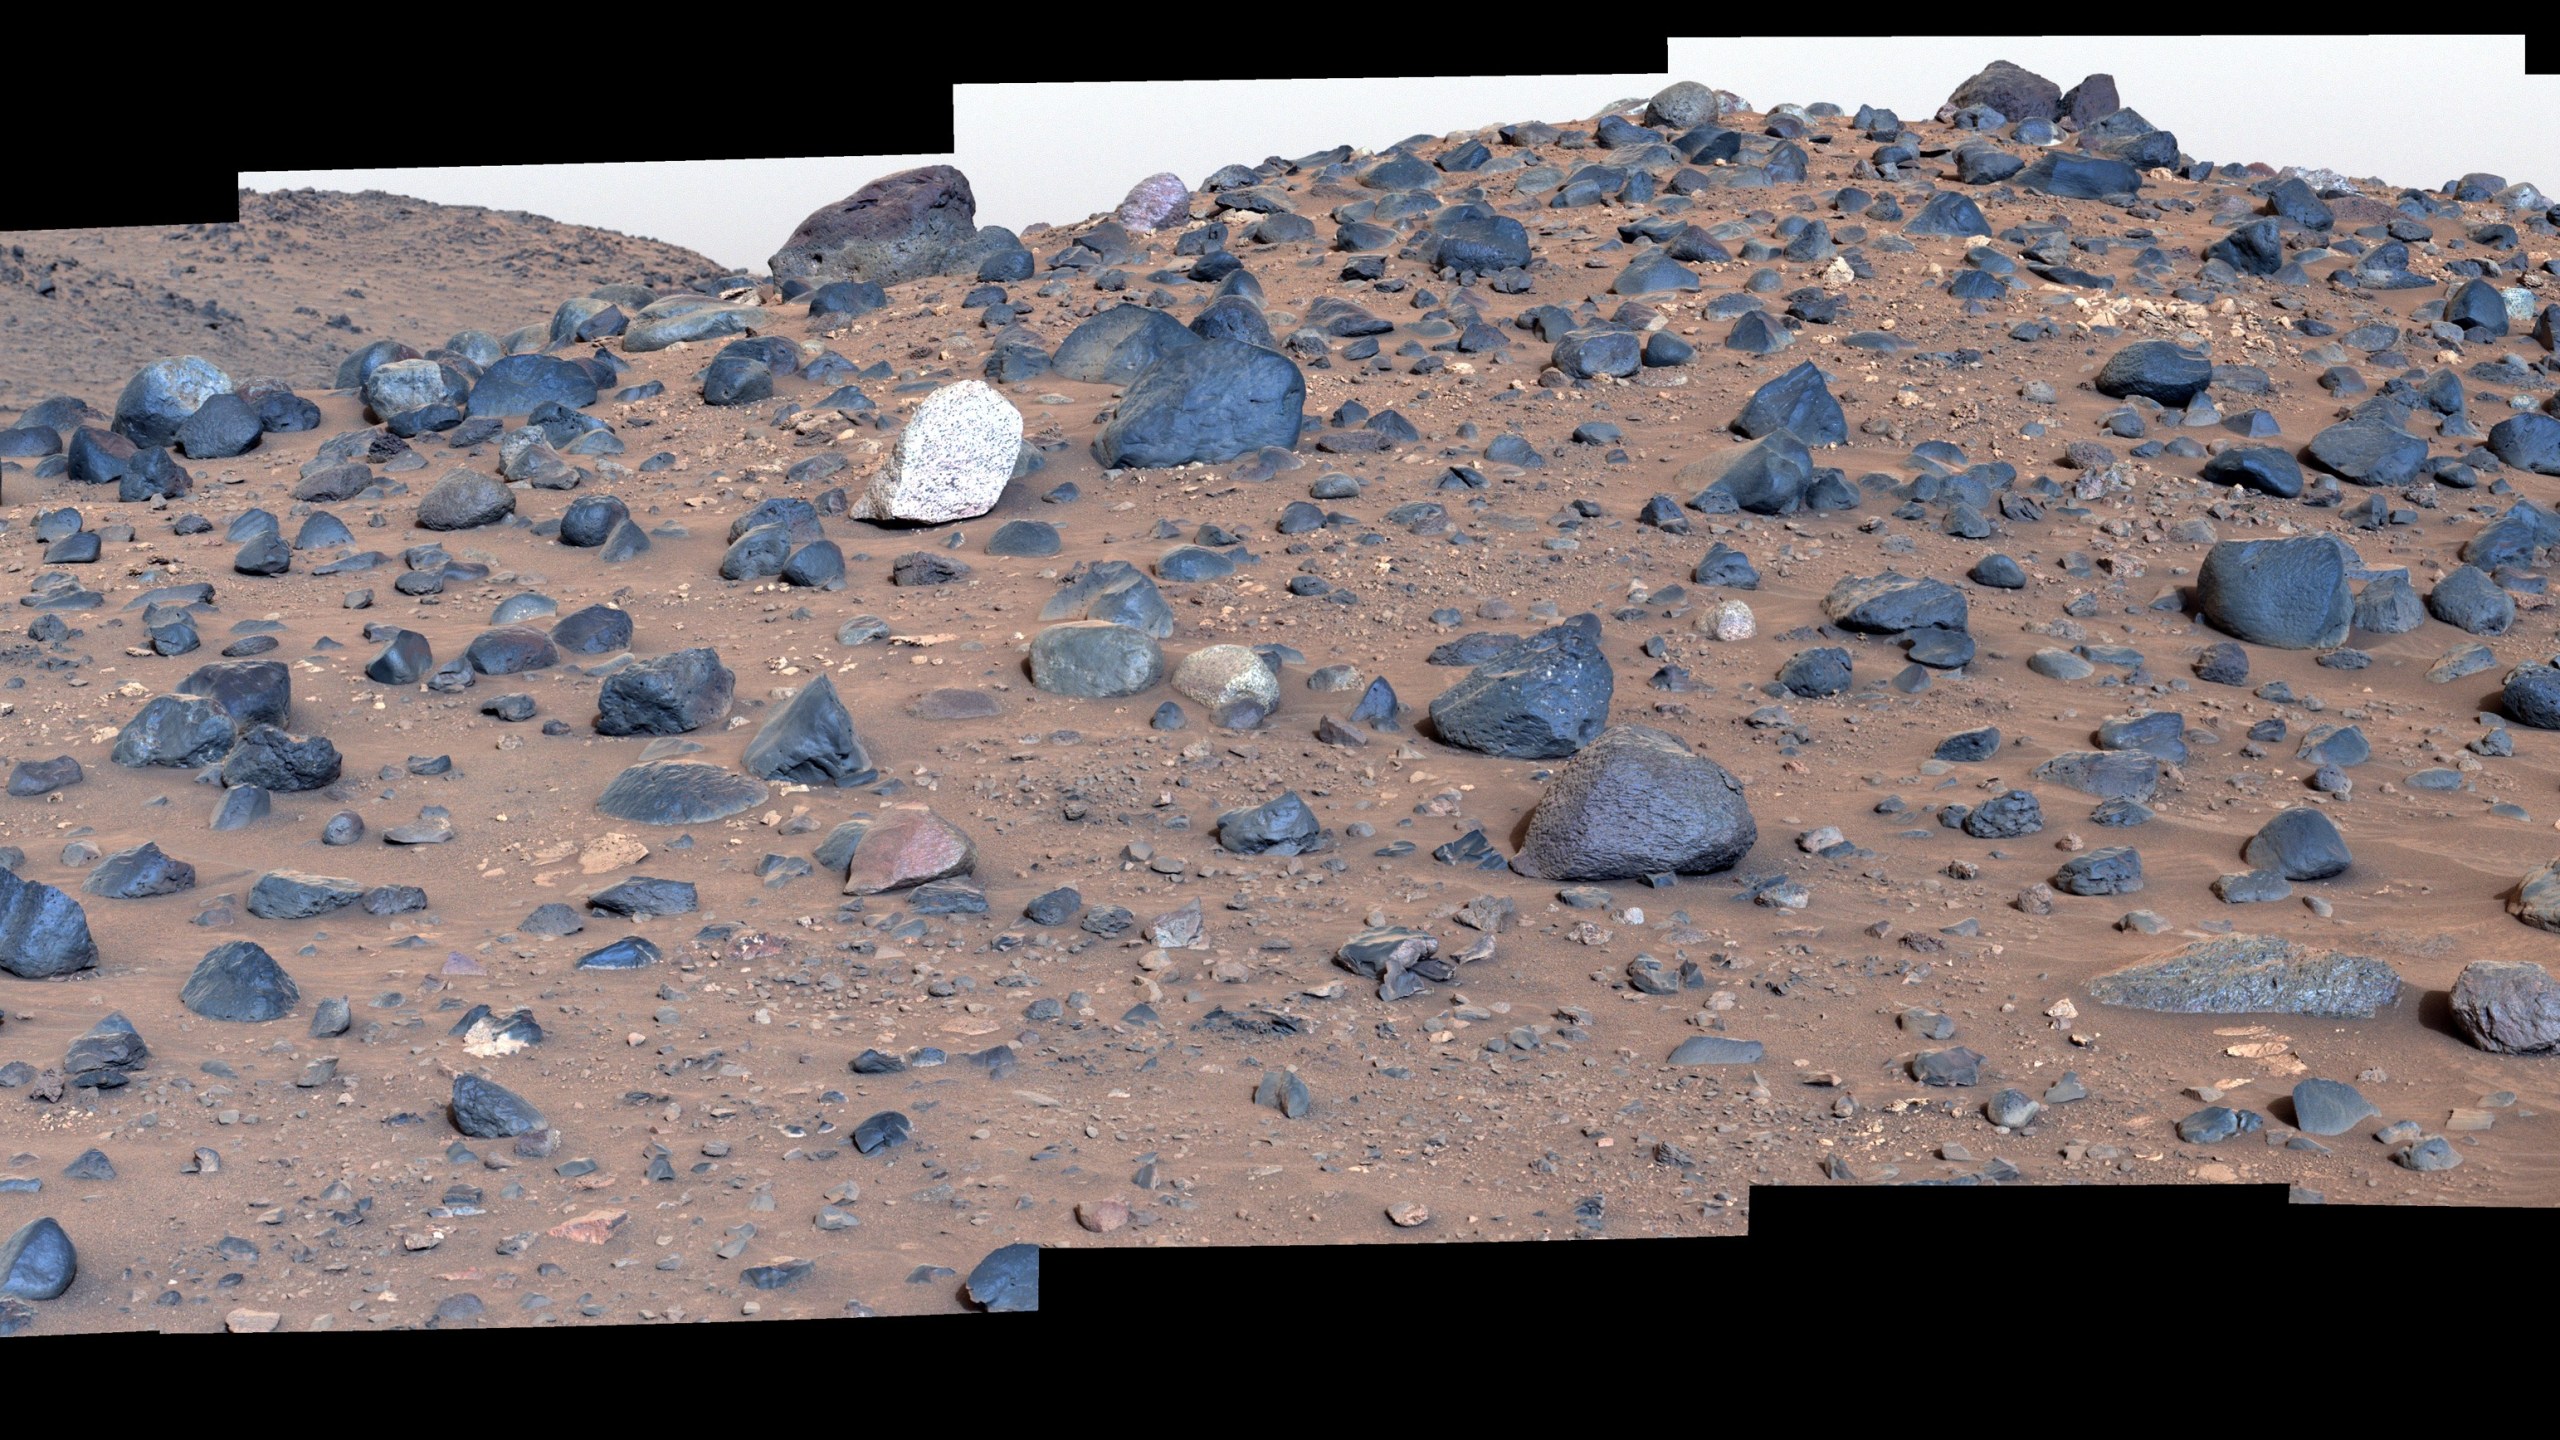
<box><xmin>1029</xmin><ymin>622</ymin><xmax>1166</xmax><ymax>698</ymax></box>
<box><xmin>769</xmin><ymin>165</ymin><xmax>981</xmax><ymax>289</ymax></box>
<box><xmin>1091</xmin><ymin>339</ymin><xmax>1306</xmax><ymax>469</ymax></box>
<box><xmin>1428</xmin><ymin>614</ymin><xmax>1614</xmax><ymax>759</ymax></box>
<box><xmin>0</xmin><ymin>868</ymin><xmax>99</xmax><ymax>978</ymax></box>
<box><xmin>1512</xmin><ymin>724</ymin><xmax>1756</xmax><ymax>881</ymax></box>
<box><xmin>112</xmin><ymin>356</ymin><xmax>234</xmax><ymax>447</ymax></box>
<box><xmin>596</xmin><ymin>648</ymin><xmax>735</xmax><ymax>736</ymax></box>
<box><xmin>2197</xmin><ymin>536</ymin><xmax>2350</xmax><ymax>649</ymax></box>
<box><xmin>2087</xmin><ymin>934</ymin><xmax>2402</xmax><ymax>1018</ymax></box>
<box><xmin>2449</xmin><ymin>960</ymin><xmax>2560</xmax><ymax>1054</ymax></box>
<box><xmin>180</xmin><ymin>941</ymin><xmax>300</xmax><ymax>1022</ymax></box>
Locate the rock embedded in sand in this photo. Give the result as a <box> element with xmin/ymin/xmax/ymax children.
<box><xmin>1512</xmin><ymin>724</ymin><xmax>1756</xmax><ymax>881</ymax></box>
<box><xmin>2449</xmin><ymin>960</ymin><xmax>2560</xmax><ymax>1054</ymax></box>
<box><xmin>2290</xmin><ymin>1078</ymin><xmax>2377</xmax><ymax>1136</ymax></box>
<box><xmin>2197</xmin><ymin>536</ymin><xmax>2351</xmax><ymax>650</ymax></box>
<box><xmin>82</xmin><ymin>842</ymin><xmax>195</xmax><ymax>900</ymax></box>
<box><xmin>2086</xmin><ymin>934</ymin><xmax>2403</xmax><ymax>1018</ymax></box>
<box><xmin>1730</xmin><ymin>360</ymin><xmax>1847</xmax><ymax>447</ymax></box>
<box><xmin>246</xmin><ymin>871</ymin><xmax>365</xmax><ymax>920</ymax></box>
<box><xmin>450</xmin><ymin>1073</ymin><xmax>545</xmax><ymax>1138</ymax></box>
<box><xmin>1428</xmin><ymin>614</ymin><xmax>1613</xmax><ymax>759</ymax></box>
<box><xmin>0</xmin><ymin>868</ymin><xmax>100</xmax><ymax>978</ymax></box>
<box><xmin>859</xmin><ymin>380</ymin><xmax>1023</xmax><ymax>524</ymax></box>
<box><xmin>1217</xmin><ymin>791</ymin><xmax>1324</xmax><ymax>857</ymax></box>
<box><xmin>465</xmin><ymin>354</ymin><xmax>598</xmax><ymax>415</ymax></box>
<box><xmin>838</xmin><ymin>805</ymin><xmax>977</xmax><ymax>895</ymax></box>
<box><xmin>596</xmin><ymin>647</ymin><xmax>735</xmax><ymax>735</ymax></box>
<box><xmin>1030</xmin><ymin>621</ymin><xmax>1166</xmax><ymax>699</ymax></box>
<box><xmin>742</xmin><ymin>674</ymin><xmax>876</xmax><ymax>787</ymax></box>
<box><xmin>2243</xmin><ymin>806</ymin><xmax>2352</xmax><ymax>880</ymax></box>
<box><xmin>594</xmin><ymin>762</ymin><xmax>768</xmax><ymax>826</ymax></box>
<box><xmin>180</xmin><ymin>941</ymin><xmax>300</xmax><ymax>1022</ymax></box>
<box><xmin>1092</xmin><ymin>338</ymin><xmax>1306</xmax><ymax>469</ymax></box>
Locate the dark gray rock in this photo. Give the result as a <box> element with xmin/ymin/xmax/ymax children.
<box><xmin>1669</xmin><ymin>1035</ymin><xmax>1766</xmax><ymax>1065</ymax></box>
<box><xmin>2290</xmin><ymin>1078</ymin><xmax>2376</xmax><ymax>1136</ymax></box>
<box><xmin>1428</xmin><ymin>614</ymin><xmax>1614</xmax><ymax>759</ymax></box>
<box><xmin>450</xmin><ymin>1073</ymin><xmax>545</xmax><ymax>1138</ymax></box>
<box><xmin>1051</xmin><ymin>305</ymin><xmax>1202</xmax><ymax>385</ymax></box>
<box><xmin>465</xmin><ymin>627</ymin><xmax>557</xmax><ymax>676</ymax></box>
<box><xmin>2033</xmin><ymin>750</ymin><xmax>2160</xmax><ymax>800</ymax></box>
<box><xmin>2197</xmin><ymin>537</ymin><xmax>2351</xmax><ymax>649</ymax></box>
<box><xmin>2427</xmin><ymin>564</ymin><xmax>2515</xmax><ymax>636</ymax></box>
<box><xmin>0</xmin><ymin>1218</ymin><xmax>75</xmax><ymax>1302</ymax></box>
<box><xmin>1777</xmin><ymin>647</ymin><xmax>1851</xmax><ymax>697</ymax></box>
<box><xmin>180</xmin><ymin>941</ymin><xmax>299</xmax><ymax>1022</ymax></box>
<box><xmin>1512</xmin><ymin>724</ymin><xmax>1756</xmax><ymax>880</ymax></box>
<box><xmin>964</xmin><ymin>1242</ymin><xmax>1039</xmax><ymax>1313</ymax></box>
<box><xmin>1091</xmin><ymin>338</ymin><xmax>1305</xmax><ymax>469</ymax></box>
<box><xmin>2095</xmin><ymin>341</ymin><xmax>2211</xmax><ymax>407</ymax></box>
<box><xmin>551</xmin><ymin>605</ymin><xmax>633</xmax><ymax>656</ymax></box>
<box><xmin>1964</xmin><ymin>790</ymin><xmax>2044</xmax><ymax>839</ymax></box>
<box><xmin>1821</xmin><ymin>572</ymin><xmax>1967</xmax><ymax>633</ymax></box>
<box><xmin>1038</xmin><ymin>560</ymin><xmax>1176</xmax><ymax>637</ymax></box>
<box><xmin>596</xmin><ymin>648</ymin><xmax>734</xmax><ymax>735</ymax></box>
<box><xmin>220</xmin><ymin>725</ymin><xmax>342</xmax><ymax>792</ymax></box>
<box><xmin>415</xmin><ymin>472</ymin><xmax>515</xmax><ymax>531</ymax></box>
<box><xmin>1688</xmin><ymin>431</ymin><xmax>1815</xmax><ymax>515</ymax></box>
<box><xmin>594</xmin><ymin>762</ymin><xmax>768</xmax><ymax>825</ymax></box>
<box><xmin>742</xmin><ymin>674</ymin><xmax>876</xmax><ymax>787</ymax></box>
<box><xmin>82</xmin><ymin>843</ymin><xmax>195</xmax><ymax>900</ymax></box>
<box><xmin>1029</xmin><ymin>621</ymin><xmax>1167</xmax><ymax>698</ymax></box>
<box><xmin>1730</xmin><ymin>361</ymin><xmax>1847</xmax><ymax>446</ymax></box>
<box><xmin>112</xmin><ymin>695</ymin><xmax>237</xmax><ymax>768</ymax></box>
<box><xmin>770</xmin><ymin>165</ymin><xmax>980</xmax><ymax>289</ymax></box>
<box><xmin>2052</xmin><ymin>846</ymin><xmax>2143</xmax><ymax>896</ymax></box>
<box><xmin>7</xmin><ymin>756</ymin><xmax>82</xmax><ymax>797</ymax></box>
<box><xmin>0</xmin><ymin>868</ymin><xmax>100</xmax><ymax>978</ymax></box>
<box><xmin>2243</xmin><ymin>806</ymin><xmax>2351</xmax><ymax>880</ymax></box>
<box><xmin>246</xmin><ymin>871</ymin><xmax>364</xmax><ymax>920</ymax></box>
<box><xmin>1217</xmin><ymin>791</ymin><xmax>1324</xmax><ymax>856</ymax></box>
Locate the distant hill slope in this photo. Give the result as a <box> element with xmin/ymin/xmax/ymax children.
<box><xmin>0</xmin><ymin>189</ymin><xmax>726</xmax><ymax>408</ymax></box>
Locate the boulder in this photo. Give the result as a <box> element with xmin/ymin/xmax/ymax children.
<box><xmin>1821</xmin><ymin>572</ymin><xmax>1967</xmax><ymax>633</ymax></box>
<box><xmin>596</xmin><ymin>648</ymin><xmax>735</xmax><ymax>735</ymax></box>
<box><xmin>1092</xmin><ymin>339</ymin><xmax>1305</xmax><ymax>469</ymax></box>
<box><xmin>2448</xmin><ymin>960</ymin><xmax>2560</xmax><ymax>1054</ymax></box>
<box><xmin>1730</xmin><ymin>361</ymin><xmax>1846</xmax><ymax>447</ymax></box>
<box><xmin>1427</xmin><ymin>614</ymin><xmax>1614</xmax><ymax>759</ymax></box>
<box><xmin>1029</xmin><ymin>621</ymin><xmax>1166</xmax><ymax>698</ymax></box>
<box><xmin>741</xmin><ymin>674</ymin><xmax>877</xmax><ymax>787</ymax></box>
<box><xmin>466</xmin><ymin>354</ymin><xmax>597</xmax><ymax>417</ymax></box>
<box><xmin>0</xmin><ymin>868</ymin><xmax>99</xmax><ymax>978</ymax></box>
<box><xmin>1512</xmin><ymin>724</ymin><xmax>1756</xmax><ymax>880</ymax></box>
<box><xmin>769</xmin><ymin>165</ymin><xmax>980</xmax><ymax>288</ymax></box>
<box><xmin>416</xmin><ymin>472</ymin><xmax>515</xmax><ymax>531</ymax></box>
<box><xmin>450</xmin><ymin>1073</ymin><xmax>546</xmax><ymax>1138</ymax></box>
<box><xmin>838</xmin><ymin>804</ymin><xmax>977</xmax><ymax>894</ymax></box>
<box><xmin>112</xmin><ymin>356</ymin><xmax>233</xmax><ymax>447</ymax></box>
<box><xmin>858</xmin><ymin>380</ymin><xmax>1023</xmax><ymax>523</ymax></box>
<box><xmin>1050</xmin><ymin>305</ymin><xmax>1201</xmax><ymax>385</ymax></box>
<box><xmin>594</xmin><ymin>762</ymin><xmax>768</xmax><ymax>825</ymax></box>
<box><xmin>2196</xmin><ymin>537</ymin><xmax>2350</xmax><ymax>649</ymax></box>
<box><xmin>2243</xmin><ymin>806</ymin><xmax>2351</xmax><ymax>880</ymax></box>
<box><xmin>2095</xmin><ymin>341</ymin><xmax>2212</xmax><ymax>407</ymax></box>
<box><xmin>180</xmin><ymin>941</ymin><xmax>300</xmax><ymax>1022</ymax></box>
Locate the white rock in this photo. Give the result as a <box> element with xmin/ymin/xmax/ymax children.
<box><xmin>1172</xmin><ymin>644</ymin><xmax>1280</xmax><ymax>713</ymax></box>
<box><xmin>1705</xmin><ymin>599</ymin><xmax>1755</xmax><ymax>641</ymax></box>
<box><xmin>860</xmin><ymin>380</ymin><xmax>1023</xmax><ymax>524</ymax></box>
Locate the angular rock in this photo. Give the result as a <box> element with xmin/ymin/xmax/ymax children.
<box><xmin>742</xmin><ymin>674</ymin><xmax>877</xmax><ymax>787</ymax></box>
<box><xmin>1512</xmin><ymin>724</ymin><xmax>1755</xmax><ymax>881</ymax></box>
<box><xmin>180</xmin><ymin>941</ymin><xmax>299</xmax><ymax>1022</ymax></box>
<box><xmin>1428</xmin><ymin>614</ymin><xmax>1613</xmax><ymax>759</ymax></box>
<box><xmin>860</xmin><ymin>380</ymin><xmax>1023</xmax><ymax>523</ymax></box>
<box><xmin>2087</xmin><ymin>934</ymin><xmax>2403</xmax><ymax>1018</ymax></box>
<box><xmin>596</xmin><ymin>648</ymin><xmax>734</xmax><ymax>736</ymax></box>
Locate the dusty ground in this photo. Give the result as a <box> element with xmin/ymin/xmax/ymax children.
<box><xmin>3</xmin><ymin>89</ymin><xmax>2558</xmax><ymax>1334</ymax></box>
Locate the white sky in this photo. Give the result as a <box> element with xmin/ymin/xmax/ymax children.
<box><xmin>241</xmin><ymin>36</ymin><xmax>2556</xmax><ymax>274</ymax></box>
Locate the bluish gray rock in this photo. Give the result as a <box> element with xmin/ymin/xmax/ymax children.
<box><xmin>741</xmin><ymin>674</ymin><xmax>876</xmax><ymax>787</ymax></box>
<box><xmin>1091</xmin><ymin>338</ymin><xmax>1304</xmax><ymax>469</ymax></box>
<box><xmin>112</xmin><ymin>356</ymin><xmax>233</xmax><ymax>447</ymax></box>
<box><xmin>1821</xmin><ymin>572</ymin><xmax>1967</xmax><ymax>633</ymax></box>
<box><xmin>1686</xmin><ymin>431</ymin><xmax>1815</xmax><ymax>515</ymax></box>
<box><xmin>1029</xmin><ymin>622</ymin><xmax>1167</xmax><ymax>698</ymax></box>
<box><xmin>769</xmin><ymin>165</ymin><xmax>980</xmax><ymax>289</ymax></box>
<box><xmin>1731</xmin><ymin>361</ymin><xmax>1846</xmax><ymax>446</ymax></box>
<box><xmin>82</xmin><ymin>842</ymin><xmax>195</xmax><ymax>899</ymax></box>
<box><xmin>2244</xmin><ymin>806</ymin><xmax>2351</xmax><ymax>880</ymax></box>
<box><xmin>1051</xmin><ymin>304</ymin><xmax>1202</xmax><ymax>385</ymax></box>
<box><xmin>2087</xmin><ymin>934</ymin><xmax>2403</xmax><ymax>1017</ymax></box>
<box><xmin>596</xmin><ymin>648</ymin><xmax>734</xmax><ymax>735</ymax></box>
<box><xmin>0</xmin><ymin>868</ymin><xmax>99</xmax><ymax>978</ymax></box>
<box><xmin>2427</xmin><ymin>564</ymin><xmax>2515</xmax><ymax>635</ymax></box>
<box><xmin>2290</xmin><ymin>1078</ymin><xmax>2376</xmax><ymax>1136</ymax></box>
<box><xmin>2197</xmin><ymin>537</ymin><xmax>2351</xmax><ymax>649</ymax></box>
<box><xmin>1428</xmin><ymin>614</ymin><xmax>1614</xmax><ymax>759</ymax></box>
<box><xmin>180</xmin><ymin>941</ymin><xmax>299</xmax><ymax>1022</ymax></box>
<box><xmin>0</xmin><ymin>1218</ymin><xmax>76</xmax><ymax>1301</ymax></box>
<box><xmin>450</xmin><ymin>1073</ymin><xmax>545</xmax><ymax>1138</ymax></box>
<box><xmin>594</xmin><ymin>762</ymin><xmax>768</xmax><ymax>825</ymax></box>
<box><xmin>2095</xmin><ymin>341</ymin><xmax>2211</xmax><ymax>407</ymax></box>
<box><xmin>1513</xmin><ymin>724</ymin><xmax>1755</xmax><ymax>880</ymax></box>
<box><xmin>467</xmin><ymin>355</ymin><xmax>597</xmax><ymax>417</ymax></box>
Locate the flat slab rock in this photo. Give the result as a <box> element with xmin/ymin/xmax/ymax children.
<box><xmin>2085</xmin><ymin>934</ymin><xmax>2405</xmax><ymax>1018</ymax></box>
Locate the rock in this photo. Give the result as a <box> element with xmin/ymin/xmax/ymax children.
<box><xmin>2086</xmin><ymin>934</ymin><xmax>2404</xmax><ymax>1018</ymax></box>
<box><xmin>984</xmin><ymin>520</ymin><xmax>1061</xmax><ymax>558</ymax></box>
<box><xmin>551</xmin><ymin>605</ymin><xmax>633</xmax><ymax>656</ymax></box>
<box><xmin>1730</xmin><ymin>361</ymin><xmax>1846</xmax><ymax>446</ymax></box>
<box><xmin>859</xmin><ymin>380</ymin><xmax>1023</xmax><ymax>523</ymax></box>
<box><xmin>1428</xmin><ymin>216</ymin><xmax>1533</xmax><ymax>275</ymax></box>
<box><xmin>1936</xmin><ymin>727</ymin><xmax>2001</xmax><ymax>762</ymax></box>
<box><xmin>174</xmin><ymin>393</ymin><xmax>262</xmax><ymax>460</ymax></box>
<box><xmin>1116</xmin><ymin>172</ymin><xmax>1192</xmax><ymax>233</ymax></box>
<box><xmin>559</xmin><ymin>495</ymin><xmax>629</xmax><ymax>548</ymax></box>
<box><xmin>1172</xmin><ymin>645</ymin><xmax>1281</xmax><ymax>725</ymax></box>
<box><xmin>110</xmin><ymin>696</ymin><xmax>233</xmax><ymax>770</ymax></box>
<box><xmin>2197</xmin><ymin>537</ymin><xmax>2351</xmax><ymax>649</ymax></box>
<box><xmin>1821</xmin><ymin>572</ymin><xmax>1967</xmax><ymax>633</ymax></box>
<box><xmin>2353</xmin><ymin>573</ymin><xmax>2425</xmax><ymax>634</ymax></box>
<box><xmin>1669</xmin><ymin>1035</ymin><xmax>1766</xmax><ymax>1065</ymax></box>
<box><xmin>1218</xmin><ymin>792</ymin><xmax>1324</xmax><ymax>856</ymax></box>
<box><xmin>7</xmin><ymin>756</ymin><xmax>82</xmax><ymax>798</ymax></box>
<box><xmin>964</xmin><ymin>1243</ymin><xmax>1039</xmax><ymax>1313</ymax></box>
<box><xmin>2244</xmin><ymin>807</ymin><xmax>2351</xmax><ymax>880</ymax></box>
<box><xmin>246</xmin><ymin>871</ymin><xmax>364</xmax><ymax>920</ymax></box>
<box><xmin>2304</xmin><ymin>421</ymin><xmax>2427</xmax><ymax>487</ymax></box>
<box><xmin>587</xmin><ymin>877</ymin><xmax>697</xmax><ymax>917</ymax></box>
<box><xmin>2053</xmin><ymin>847</ymin><xmax>2143</xmax><ymax>896</ymax></box>
<box><xmin>82</xmin><ymin>842</ymin><xmax>195</xmax><ymax>899</ymax></box>
<box><xmin>1946</xmin><ymin>59</ymin><xmax>2062</xmax><ymax>121</ymax></box>
<box><xmin>2018</xmin><ymin>152</ymin><xmax>2142</xmax><ymax>199</ymax></box>
<box><xmin>464</xmin><ymin>627</ymin><xmax>557</xmax><ymax>676</ymax></box>
<box><xmin>365</xmin><ymin>630</ymin><xmax>434</xmax><ymax>685</ymax></box>
<box><xmin>466</xmin><ymin>355</ymin><xmax>597</xmax><ymax>416</ymax></box>
<box><xmin>2448</xmin><ymin>960</ymin><xmax>2560</xmax><ymax>1054</ymax></box>
<box><xmin>64</xmin><ymin>1012</ymin><xmax>148</xmax><ymax>1087</ymax></box>
<box><xmin>1029</xmin><ymin>622</ymin><xmax>1166</xmax><ymax>698</ymax></box>
<box><xmin>596</xmin><ymin>648</ymin><xmax>734</xmax><ymax>735</ymax></box>
<box><xmin>2512</xmin><ymin>859</ymin><xmax>2560</xmax><ymax>935</ymax></box>
<box><xmin>1513</xmin><ymin>724</ymin><xmax>1756</xmax><ymax>881</ymax></box>
<box><xmin>1777</xmin><ymin>647</ymin><xmax>1851</xmax><ymax>697</ymax></box>
<box><xmin>2427</xmin><ymin>564</ymin><xmax>2515</xmax><ymax>636</ymax></box>
<box><xmin>1038</xmin><ymin>560</ymin><xmax>1176</xmax><ymax>637</ymax></box>
<box><xmin>770</xmin><ymin>165</ymin><xmax>979</xmax><ymax>288</ymax></box>
<box><xmin>2095</xmin><ymin>341</ymin><xmax>2212</xmax><ymax>407</ymax></box>
<box><xmin>2200</xmin><ymin>447</ymin><xmax>2304</xmax><ymax>498</ymax></box>
<box><xmin>220</xmin><ymin>725</ymin><xmax>342</xmax><ymax>792</ymax></box>
<box><xmin>180</xmin><ymin>941</ymin><xmax>299</xmax><ymax>1022</ymax></box>
<box><xmin>2213</xmin><ymin>870</ymin><xmax>2292</xmax><ymax>904</ymax></box>
<box><xmin>622</xmin><ymin>300</ymin><xmax>761</xmax><ymax>353</ymax></box>
<box><xmin>2505</xmin><ymin>666</ymin><xmax>2560</xmax><ymax>729</ymax></box>
<box><xmin>1683</xmin><ymin>431</ymin><xmax>1814</xmax><ymax>515</ymax></box>
<box><xmin>450</xmin><ymin>1074</ymin><xmax>545</xmax><ymax>1139</ymax></box>
<box><xmin>1904</xmin><ymin>190</ymin><xmax>1992</xmax><ymax>238</ymax></box>
<box><xmin>1428</xmin><ymin>614</ymin><xmax>1614</xmax><ymax>759</ymax></box>
<box><xmin>594</xmin><ymin>762</ymin><xmax>768</xmax><ymax>826</ymax></box>
<box><xmin>0</xmin><ymin>868</ymin><xmax>99</xmax><ymax>978</ymax></box>
<box><xmin>2033</xmin><ymin>750</ymin><xmax>2159</xmax><ymax>800</ymax></box>
<box><xmin>2290</xmin><ymin>1078</ymin><xmax>2377</xmax><ymax>1136</ymax></box>
<box><xmin>838</xmin><ymin>805</ymin><xmax>977</xmax><ymax>894</ymax></box>
<box><xmin>742</xmin><ymin>674</ymin><xmax>877</xmax><ymax>787</ymax></box>
<box><xmin>1051</xmin><ymin>305</ymin><xmax>1202</xmax><ymax>385</ymax></box>
<box><xmin>2487</xmin><ymin>414</ymin><xmax>2560</xmax><ymax>476</ymax></box>
<box><xmin>0</xmin><ymin>1218</ymin><xmax>75</xmax><ymax>1302</ymax></box>
<box><xmin>112</xmin><ymin>356</ymin><xmax>233</xmax><ymax>448</ymax></box>
<box><xmin>416</xmin><ymin>472</ymin><xmax>515</xmax><ymax>531</ymax></box>
<box><xmin>1964</xmin><ymin>790</ymin><xmax>2044</xmax><ymax>839</ymax></box>
<box><xmin>1091</xmin><ymin>338</ymin><xmax>1305</xmax><ymax>469</ymax></box>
